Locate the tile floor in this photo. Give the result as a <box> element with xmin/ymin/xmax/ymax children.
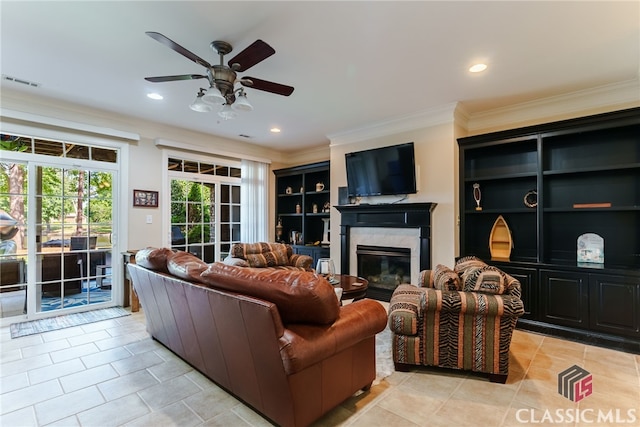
<box><xmin>1</xmin><ymin>307</ymin><xmax>639</xmax><ymax>427</ymax></box>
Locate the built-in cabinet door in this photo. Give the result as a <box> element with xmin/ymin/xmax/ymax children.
<box><xmin>589</xmin><ymin>274</ymin><xmax>640</xmax><ymax>338</ymax></box>
<box><xmin>540</xmin><ymin>270</ymin><xmax>589</xmax><ymax>328</ymax></box>
<box><xmin>293</xmin><ymin>245</ymin><xmax>330</xmax><ymax>268</ymax></box>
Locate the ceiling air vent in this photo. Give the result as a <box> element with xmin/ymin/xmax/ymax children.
<box><xmin>2</xmin><ymin>75</ymin><xmax>41</xmax><ymax>88</ymax></box>
<box><xmin>238</xmin><ymin>134</ymin><xmax>252</xmax><ymax>139</ymax></box>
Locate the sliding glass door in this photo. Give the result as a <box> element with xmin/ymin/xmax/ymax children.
<box><xmin>33</xmin><ymin>165</ymin><xmax>114</xmax><ymax>312</ymax></box>
<box><xmin>1</xmin><ymin>134</ymin><xmax>118</xmax><ymax>319</ymax></box>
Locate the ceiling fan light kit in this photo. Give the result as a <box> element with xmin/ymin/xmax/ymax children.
<box><xmin>145</xmin><ymin>32</ymin><xmax>293</xmax><ymax>120</ymax></box>
<box><xmin>201</xmin><ymin>85</ymin><xmax>225</xmax><ymax>105</ymax></box>
<box><xmin>189</xmin><ymin>88</ymin><xmax>215</xmax><ymax>112</ymax></box>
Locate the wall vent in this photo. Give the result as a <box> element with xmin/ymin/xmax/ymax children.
<box><xmin>2</xmin><ymin>75</ymin><xmax>41</xmax><ymax>88</ymax></box>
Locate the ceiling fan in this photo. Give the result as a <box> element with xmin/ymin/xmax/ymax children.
<box><xmin>144</xmin><ymin>32</ymin><xmax>294</xmax><ymax>118</ymax></box>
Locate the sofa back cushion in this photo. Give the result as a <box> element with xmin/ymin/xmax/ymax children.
<box><xmin>230</xmin><ymin>242</ymin><xmax>290</xmax><ymax>267</ymax></box>
<box><xmin>167</xmin><ymin>251</ymin><xmax>209</xmax><ymax>282</ymax></box>
<box><xmin>200</xmin><ymin>262</ymin><xmax>340</xmax><ymax>325</ymax></box>
<box><xmin>135</xmin><ymin>247</ymin><xmax>174</xmax><ymax>273</ymax></box>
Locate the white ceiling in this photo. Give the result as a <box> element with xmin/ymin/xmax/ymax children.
<box><xmin>1</xmin><ymin>1</ymin><xmax>638</xmax><ymax>150</ymax></box>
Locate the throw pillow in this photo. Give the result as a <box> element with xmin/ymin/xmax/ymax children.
<box><xmin>200</xmin><ymin>262</ymin><xmax>340</xmax><ymax>325</ymax></box>
<box><xmin>462</xmin><ymin>265</ymin><xmax>507</xmax><ymax>294</ymax></box>
<box><xmin>167</xmin><ymin>251</ymin><xmax>209</xmax><ymax>282</ymax></box>
<box><xmin>231</xmin><ymin>242</ymin><xmax>290</xmax><ymax>267</ymax></box>
<box><xmin>135</xmin><ymin>247</ymin><xmax>174</xmax><ymax>273</ymax></box>
<box><xmin>453</xmin><ymin>255</ymin><xmax>486</xmax><ymax>275</ymax></box>
<box><xmin>432</xmin><ymin>264</ymin><xmax>461</xmax><ymax>291</ymax></box>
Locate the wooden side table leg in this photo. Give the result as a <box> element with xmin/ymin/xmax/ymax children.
<box><xmin>130</xmin><ymin>286</ymin><xmax>140</xmax><ymax>312</ymax></box>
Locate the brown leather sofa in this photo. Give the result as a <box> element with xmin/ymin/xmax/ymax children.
<box><xmin>128</xmin><ymin>248</ymin><xmax>387</xmax><ymax>427</ymax></box>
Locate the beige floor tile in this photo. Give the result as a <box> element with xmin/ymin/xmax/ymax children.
<box><xmin>514</xmin><ymin>378</ymin><xmax>580</xmax><ymax>412</ymax></box>
<box><xmin>581</xmin><ymin>357</ymin><xmax>640</xmax><ymax>385</ymax></box>
<box><xmin>434</xmin><ymin>398</ymin><xmax>510</xmax><ymax>427</ymax></box>
<box><xmin>147</xmin><ymin>357</ymin><xmax>193</xmax><ymax>381</ymax></box>
<box><xmin>0</xmin><ymin>379</ymin><xmax>63</xmax><ymax>415</ymax></box>
<box><xmin>76</xmin><ymin>393</ymin><xmax>151</xmax><ymax>427</ymax></box>
<box><xmin>0</xmin><ymin>406</ymin><xmax>38</xmax><ymax>427</ymax></box>
<box><xmin>110</xmin><ymin>349</ymin><xmax>164</xmax><ymax>375</ymax></box>
<box><xmin>376</xmin><ymin>385</ymin><xmax>445</xmax><ymax>425</ymax></box>
<box><xmin>451</xmin><ymin>376</ymin><xmax>519</xmax><ymax>405</ymax></box>
<box><xmin>202</xmin><ymin>409</ymin><xmax>253</xmax><ymax>427</ymax></box>
<box><xmin>49</xmin><ymin>342</ymin><xmax>99</xmax><ymax>363</ymax></box>
<box><xmin>97</xmin><ymin>369</ymin><xmax>159</xmax><ymax>402</ymax></box>
<box><xmin>20</xmin><ymin>338</ymin><xmax>70</xmax><ymax>358</ymax></box>
<box><xmin>182</xmin><ymin>387</ymin><xmax>239</xmax><ymax>421</ymax></box>
<box><xmin>0</xmin><ymin>371</ymin><xmax>29</xmax><ymax>394</ymax></box>
<box><xmin>80</xmin><ymin>345</ymin><xmax>133</xmax><ymax>369</ymax></box>
<box><xmin>33</xmin><ymin>385</ymin><xmax>104</xmax><ymax>425</ymax></box>
<box><xmin>136</xmin><ymin>375</ymin><xmax>201</xmax><ymax>411</ymax></box>
<box><xmin>123</xmin><ymin>401</ymin><xmax>203</xmax><ymax>427</ymax></box>
<box><xmin>228</xmin><ymin>404</ymin><xmax>273</xmax><ymax>427</ymax></box>
<box><xmin>1</xmin><ymin>353</ymin><xmax>52</xmax><ymax>378</ymax></box>
<box><xmin>1</xmin><ymin>308</ymin><xmax>637</xmax><ymax>427</ymax></box>
<box><xmin>401</xmin><ymin>368</ymin><xmax>467</xmax><ymax>399</ymax></box>
<box><xmin>59</xmin><ymin>363</ymin><xmax>119</xmax><ymax>393</ymax></box>
<box><xmin>28</xmin><ymin>358</ymin><xmax>85</xmax><ymax>385</ymax></box>
<box><xmin>348</xmin><ymin>404</ymin><xmax>420</xmax><ymax>427</ymax></box>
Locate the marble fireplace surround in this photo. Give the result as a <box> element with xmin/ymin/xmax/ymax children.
<box><xmin>335</xmin><ymin>203</ymin><xmax>437</xmax><ymax>285</ymax></box>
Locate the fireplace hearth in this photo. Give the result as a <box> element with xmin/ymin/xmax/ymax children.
<box><xmin>357</xmin><ymin>245</ymin><xmax>411</xmax><ymax>301</ymax></box>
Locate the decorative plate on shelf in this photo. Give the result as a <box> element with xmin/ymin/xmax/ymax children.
<box><xmin>524</xmin><ymin>190</ymin><xmax>537</xmax><ymax>208</ymax></box>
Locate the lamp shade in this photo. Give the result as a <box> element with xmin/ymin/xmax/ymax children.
<box><xmin>232</xmin><ymin>91</ymin><xmax>253</xmax><ymax>112</ymax></box>
<box><xmin>218</xmin><ymin>104</ymin><xmax>238</xmax><ymax>120</ymax></box>
<box><xmin>202</xmin><ymin>85</ymin><xmax>225</xmax><ymax>105</ymax></box>
<box><xmin>189</xmin><ymin>92</ymin><xmax>214</xmax><ymax>112</ymax></box>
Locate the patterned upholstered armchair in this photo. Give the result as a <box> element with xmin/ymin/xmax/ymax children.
<box><xmin>223</xmin><ymin>242</ymin><xmax>314</xmax><ymax>271</ymax></box>
<box><xmin>388</xmin><ymin>257</ymin><xmax>524</xmax><ymax>383</ymax></box>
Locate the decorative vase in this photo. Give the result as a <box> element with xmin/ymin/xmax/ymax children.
<box><xmin>473</xmin><ymin>183</ymin><xmax>482</xmax><ymax>211</ymax></box>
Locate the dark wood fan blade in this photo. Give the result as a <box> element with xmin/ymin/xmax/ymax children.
<box><xmin>146</xmin><ymin>31</ymin><xmax>212</xmax><ymax>68</ymax></box>
<box><xmin>228</xmin><ymin>40</ymin><xmax>275</xmax><ymax>72</ymax></box>
<box><xmin>145</xmin><ymin>74</ymin><xmax>208</xmax><ymax>83</ymax></box>
<box><xmin>242</xmin><ymin>77</ymin><xmax>294</xmax><ymax>96</ymax></box>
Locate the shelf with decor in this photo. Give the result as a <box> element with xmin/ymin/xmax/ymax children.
<box><xmin>274</xmin><ymin>161</ymin><xmax>330</xmax><ymax>261</ymax></box>
<box><xmin>458</xmin><ymin>107</ymin><xmax>640</xmax><ymax>352</ymax></box>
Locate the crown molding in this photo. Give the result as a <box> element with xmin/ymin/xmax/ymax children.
<box><xmin>0</xmin><ymin>108</ymin><xmax>140</xmax><ymax>141</ymax></box>
<box><xmin>328</xmin><ymin>102</ymin><xmax>459</xmax><ymax>146</ymax></box>
<box><xmin>466</xmin><ymin>79</ymin><xmax>640</xmax><ymax>134</ymax></box>
<box><xmin>154</xmin><ymin>138</ymin><xmax>271</xmax><ymax>164</ymax></box>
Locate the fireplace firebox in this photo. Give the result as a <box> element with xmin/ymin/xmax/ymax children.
<box><xmin>357</xmin><ymin>245</ymin><xmax>411</xmax><ymax>301</ymax></box>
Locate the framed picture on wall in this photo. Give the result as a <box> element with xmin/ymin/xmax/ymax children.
<box><xmin>133</xmin><ymin>189</ymin><xmax>158</xmax><ymax>207</ymax></box>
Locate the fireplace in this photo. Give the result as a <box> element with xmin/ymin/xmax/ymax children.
<box><xmin>335</xmin><ymin>202</ymin><xmax>436</xmax><ymax>301</ymax></box>
<box><xmin>357</xmin><ymin>245</ymin><xmax>411</xmax><ymax>301</ymax></box>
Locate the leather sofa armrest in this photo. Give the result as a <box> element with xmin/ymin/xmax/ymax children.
<box><xmin>279</xmin><ymin>299</ymin><xmax>387</xmax><ymax>374</ymax></box>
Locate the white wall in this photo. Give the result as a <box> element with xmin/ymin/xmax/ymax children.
<box><xmin>328</xmin><ymin>105</ymin><xmax>460</xmax><ymax>269</ymax></box>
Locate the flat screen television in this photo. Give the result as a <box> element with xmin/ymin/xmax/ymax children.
<box><xmin>345</xmin><ymin>142</ymin><xmax>417</xmax><ymax>197</ymax></box>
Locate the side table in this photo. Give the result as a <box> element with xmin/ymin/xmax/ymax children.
<box><xmin>335</xmin><ymin>274</ymin><xmax>368</xmax><ymax>301</ymax></box>
<box><xmin>122</xmin><ymin>250</ymin><xmax>140</xmax><ymax>312</ymax></box>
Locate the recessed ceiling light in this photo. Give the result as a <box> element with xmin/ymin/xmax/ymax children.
<box><xmin>147</xmin><ymin>92</ymin><xmax>163</xmax><ymax>100</ymax></box>
<box><xmin>469</xmin><ymin>63</ymin><xmax>488</xmax><ymax>73</ymax></box>
<box><xmin>270</xmin><ymin>127</ymin><xmax>281</xmax><ymax>133</ymax></box>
